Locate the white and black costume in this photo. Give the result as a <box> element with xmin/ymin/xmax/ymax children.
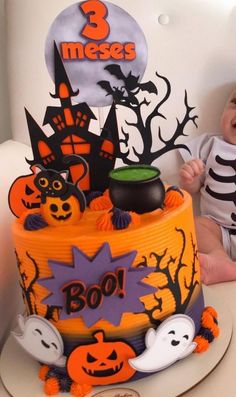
<box><xmin>179</xmin><ymin>134</ymin><xmax>236</xmax><ymax>259</ymax></box>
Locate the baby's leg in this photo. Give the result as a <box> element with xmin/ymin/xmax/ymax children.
<box><xmin>195</xmin><ymin>216</ymin><xmax>236</xmax><ymax>284</ymax></box>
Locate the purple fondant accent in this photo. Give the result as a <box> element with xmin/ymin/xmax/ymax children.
<box><xmin>38</xmin><ymin>243</ymin><xmax>156</xmax><ymax>326</ymax></box>
<box><xmin>111</xmin><ymin>208</ymin><xmax>132</xmax><ymax>229</ymax></box>
<box><xmin>24</xmin><ymin>213</ymin><xmax>48</xmax><ymax>231</ymax></box>
<box><xmin>186</xmin><ymin>288</ymin><xmax>204</xmax><ymax>335</ymax></box>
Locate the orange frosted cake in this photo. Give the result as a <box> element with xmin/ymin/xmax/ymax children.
<box><xmin>12</xmin><ymin>188</ymin><xmax>206</xmax><ymax>389</ymax></box>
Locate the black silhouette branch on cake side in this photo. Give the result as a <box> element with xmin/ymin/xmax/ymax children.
<box><xmin>182</xmin><ymin>235</ymin><xmax>199</xmax><ymax>311</ymax></box>
<box><xmin>98</xmin><ymin>65</ymin><xmax>198</xmax><ymax>165</ymax></box>
<box><xmin>15</xmin><ymin>250</ymin><xmax>39</xmax><ymax>315</ymax></box>
<box><xmin>15</xmin><ymin>250</ymin><xmax>59</xmax><ymax>321</ymax></box>
<box><xmin>137</xmin><ymin>228</ymin><xmax>199</xmax><ymax>325</ymax></box>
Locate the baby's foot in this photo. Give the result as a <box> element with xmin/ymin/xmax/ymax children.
<box><xmin>199</xmin><ymin>252</ymin><xmax>236</xmax><ymax>285</ymax></box>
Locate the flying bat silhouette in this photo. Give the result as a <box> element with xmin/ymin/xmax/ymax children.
<box><xmin>104</xmin><ymin>64</ymin><xmax>158</xmax><ymax>95</ymax></box>
<box><xmin>97</xmin><ymin>80</ymin><xmax>139</xmax><ymax>106</ymax></box>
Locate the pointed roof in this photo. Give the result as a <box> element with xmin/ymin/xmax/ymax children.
<box><xmin>25</xmin><ymin>108</ymin><xmax>46</xmax><ymax>148</ymax></box>
<box><xmin>100</xmin><ymin>102</ymin><xmax>120</xmax><ymax>151</ymax></box>
<box><xmin>25</xmin><ymin>108</ymin><xmax>53</xmax><ymax>164</ymax></box>
<box><xmin>50</xmin><ymin>42</ymin><xmax>79</xmax><ymax>99</ymax></box>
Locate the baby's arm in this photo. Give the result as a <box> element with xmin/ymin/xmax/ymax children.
<box><xmin>179</xmin><ymin>159</ymin><xmax>205</xmax><ymax>194</ymax></box>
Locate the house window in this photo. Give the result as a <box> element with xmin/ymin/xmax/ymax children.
<box><xmin>76</xmin><ymin>111</ymin><xmax>88</xmax><ymax>128</ymax></box>
<box><xmin>53</xmin><ymin>115</ymin><xmax>66</xmax><ymax>131</ymax></box>
<box><xmin>99</xmin><ymin>140</ymin><xmax>114</xmax><ymax>160</ymax></box>
<box><xmin>38</xmin><ymin>140</ymin><xmax>55</xmax><ymax>165</ymax></box>
<box><xmin>61</xmin><ymin>134</ymin><xmax>90</xmax><ymax>155</ymax></box>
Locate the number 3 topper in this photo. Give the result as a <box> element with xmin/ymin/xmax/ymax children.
<box><xmin>80</xmin><ymin>0</ymin><xmax>110</xmax><ymax>40</ymax></box>
<box><xmin>45</xmin><ymin>0</ymin><xmax>148</xmax><ymax>106</ymax></box>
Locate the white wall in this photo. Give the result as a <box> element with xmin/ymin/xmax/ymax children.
<box><xmin>0</xmin><ymin>0</ymin><xmax>11</xmax><ymax>143</ymax></box>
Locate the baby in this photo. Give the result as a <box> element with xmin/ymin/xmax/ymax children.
<box><xmin>179</xmin><ymin>88</ymin><xmax>236</xmax><ymax>285</ymax></box>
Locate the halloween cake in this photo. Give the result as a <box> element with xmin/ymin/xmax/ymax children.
<box><xmin>11</xmin><ymin>173</ymin><xmax>214</xmax><ymax>393</ymax></box>
<box><xmin>8</xmin><ymin>1</ymin><xmax>219</xmax><ymax>395</ymax></box>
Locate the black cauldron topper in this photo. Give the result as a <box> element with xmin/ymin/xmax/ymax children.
<box><xmin>109</xmin><ymin>165</ymin><xmax>165</xmax><ymax>214</ymax></box>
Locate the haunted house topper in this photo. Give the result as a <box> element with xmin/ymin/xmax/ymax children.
<box><xmin>9</xmin><ymin>0</ymin><xmax>198</xmax><ymax>218</ymax></box>
<box><xmin>26</xmin><ymin>44</ymin><xmax>120</xmax><ymax>193</ymax></box>
<box><xmin>8</xmin><ymin>44</ymin><xmax>121</xmax><ymax>217</ymax></box>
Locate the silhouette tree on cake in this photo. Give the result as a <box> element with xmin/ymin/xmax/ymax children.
<box><xmin>98</xmin><ymin>64</ymin><xmax>198</xmax><ymax>165</ymax></box>
<box><xmin>137</xmin><ymin>228</ymin><xmax>199</xmax><ymax>325</ymax></box>
<box><xmin>15</xmin><ymin>250</ymin><xmax>58</xmax><ymax>321</ymax></box>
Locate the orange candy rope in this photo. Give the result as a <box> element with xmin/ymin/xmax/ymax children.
<box><xmin>205</xmin><ymin>305</ymin><xmax>218</xmax><ymax>319</ymax></box>
<box><xmin>194</xmin><ymin>335</ymin><xmax>209</xmax><ymax>353</ymax></box>
<box><xmin>44</xmin><ymin>377</ymin><xmax>60</xmax><ymax>396</ymax></box>
<box><xmin>38</xmin><ymin>365</ymin><xmax>50</xmax><ymax>381</ymax></box>
<box><xmin>194</xmin><ymin>306</ymin><xmax>219</xmax><ymax>353</ymax></box>
<box><xmin>70</xmin><ymin>382</ymin><xmax>92</xmax><ymax>397</ymax></box>
<box><xmin>201</xmin><ymin>309</ymin><xmax>219</xmax><ymax>338</ymax></box>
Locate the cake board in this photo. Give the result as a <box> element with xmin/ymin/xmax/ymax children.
<box><xmin>0</xmin><ymin>287</ymin><xmax>232</xmax><ymax>397</ymax></box>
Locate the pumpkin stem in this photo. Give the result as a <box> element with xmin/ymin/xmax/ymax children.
<box><xmin>93</xmin><ymin>330</ymin><xmax>104</xmax><ymax>343</ymax></box>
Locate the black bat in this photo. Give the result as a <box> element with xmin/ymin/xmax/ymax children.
<box><xmin>97</xmin><ymin>80</ymin><xmax>139</xmax><ymax>106</ymax></box>
<box><xmin>104</xmin><ymin>64</ymin><xmax>158</xmax><ymax>95</ymax></box>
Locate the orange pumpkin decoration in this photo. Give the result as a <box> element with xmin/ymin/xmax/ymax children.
<box><xmin>67</xmin><ymin>331</ymin><xmax>136</xmax><ymax>385</ymax></box>
<box><xmin>8</xmin><ymin>166</ymin><xmax>41</xmax><ymax>217</ymax></box>
<box><xmin>41</xmin><ymin>195</ymin><xmax>83</xmax><ymax>226</ymax></box>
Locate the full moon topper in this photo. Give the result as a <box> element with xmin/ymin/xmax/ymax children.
<box><xmin>45</xmin><ymin>0</ymin><xmax>148</xmax><ymax>107</ymax></box>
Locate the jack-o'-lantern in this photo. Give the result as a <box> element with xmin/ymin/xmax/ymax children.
<box><xmin>9</xmin><ymin>166</ymin><xmax>41</xmax><ymax>217</ymax></box>
<box><xmin>41</xmin><ymin>196</ymin><xmax>83</xmax><ymax>226</ymax></box>
<box><xmin>67</xmin><ymin>331</ymin><xmax>136</xmax><ymax>385</ymax></box>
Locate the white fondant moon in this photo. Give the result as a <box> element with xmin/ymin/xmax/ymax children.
<box><xmin>129</xmin><ymin>314</ymin><xmax>196</xmax><ymax>373</ymax></box>
<box><xmin>12</xmin><ymin>314</ymin><xmax>66</xmax><ymax>367</ymax></box>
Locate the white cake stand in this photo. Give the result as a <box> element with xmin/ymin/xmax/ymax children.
<box><xmin>0</xmin><ymin>287</ymin><xmax>232</xmax><ymax>397</ymax></box>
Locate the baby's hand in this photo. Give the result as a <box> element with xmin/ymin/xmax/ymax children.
<box><xmin>179</xmin><ymin>159</ymin><xmax>205</xmax><ymax>185</ymax></box>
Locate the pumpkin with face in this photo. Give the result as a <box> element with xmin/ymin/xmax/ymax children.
<box><xmin>41</xmin><ymin>196</ymin><xmax>83</xmax><ymax>226</ymax></box>
<box><xmin>67</xmin><ymin>331</ymin><xmax>136</xmax><ymax>385</ymax></box>
<box><xmin>34</xmin><ymin>166</ymin><xmax>86</xmax><ymax>226</ymax></box>
<box><xmin>9</xmin><ymin>166</ymin><xmax>41</xmax><ymax>217</ymax></box>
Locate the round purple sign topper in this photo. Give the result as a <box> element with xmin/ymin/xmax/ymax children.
<box><xmin>45</xmin><ymin>0</ymin><xmax>148</xmax><ymax>107</ymax></box>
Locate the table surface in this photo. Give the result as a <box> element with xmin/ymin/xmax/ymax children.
<box><xmin>0</xmin><ymin>282</ymin><xmax>235</xmax><ymax>397</ymax></box>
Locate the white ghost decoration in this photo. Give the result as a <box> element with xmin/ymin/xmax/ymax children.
<box><xmin>129</xmin><ymin>314</ymin><xmax>197</xmax><ymax>373</ymax></box>
<box><xmin>12</xmin><ymin>314</ymin><xmax>66</xmax><ymax>367</ymax></box>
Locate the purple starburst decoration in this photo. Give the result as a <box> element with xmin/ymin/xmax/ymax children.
<box><xmin>38</xmin><ymin>243</ymin><xmax>156</xmax><ymax>327</ymax></box>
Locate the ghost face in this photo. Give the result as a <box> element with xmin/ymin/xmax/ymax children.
<box><xmin>129</xmin><ymin>314</ymin><xmax>196</xmax><ymax>373</ymax></box>
<box><xmin>12</xmin><ymin>315</ymin><xmax>65</xmax><ymax>366</ymax></box>
<box><xmin>157</xmin><ymin>315</ymin><xmax>195</xmax><ymax>354</ymax></box>
<box><xmin>220</xmin><ymin>88</ymin><xmax>236</xmax><ymax>145</ymax></box>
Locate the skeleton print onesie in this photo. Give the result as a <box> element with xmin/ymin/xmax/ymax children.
<box><xmin>179</xmin><ymin>133</ymin><xmax>236</xmax><ymax>260</ymax></box>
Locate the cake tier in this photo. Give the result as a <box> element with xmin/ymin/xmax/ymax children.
<box><xmin>13</xmin><ymin>190</ymin><xmax>204</xmax><ymax>385</ymax></box>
